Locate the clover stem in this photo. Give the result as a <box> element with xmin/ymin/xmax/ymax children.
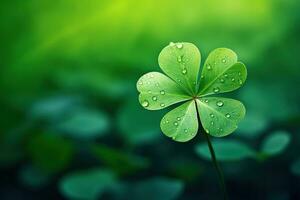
<box><xmin>195</xmin><ymin>101</ymin><xmax>228</xmax><ymax>200</ymax></box>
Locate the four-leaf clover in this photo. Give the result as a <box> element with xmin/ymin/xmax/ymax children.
<box><xmin>137</xmin><ymin>42</ymin><xmax>247</xmax><ymax>142</ymax></box>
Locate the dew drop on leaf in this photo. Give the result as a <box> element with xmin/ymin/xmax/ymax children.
<box><xmin>205</xmin><ymin>129</ymin><xmax>210</xmax><ymax>134</ymax></box>
<box><xmin>150</xmin><ymin>74</ymin><xmax>154</xmax><ymax>78</ymax></box>
<box><xmin>231</xmin><ymin>78</ymin><xmax>235</xmax><ymax>82</ymax></box>
<box><xmin>169</xmin><ymin>42</ymin><xmax>175</xmax><ymax>46</ymax></box>
<box><xmin>238</xmin><ymin>72</ymin><xmax>241</xmax><ymax>76</ymax></box>
<box><xmin>174</xmin><ymin>122</ymin><xmax>178</xmax><ymax>126</ymax></box>
<box><xmin>201</xmin><ymin>75</ymin><xmax>204</xmax><ymax>79</ymax></box>
<box><xmin>177</xmin><ymin>117</ymin><xmax>181</xmax><ymax>121</ymax></box>
<box><xmin>210</xmin><ymin>113</ymin><xmax>215</xmax><ymax>118</ymax></box>
<box><xmin>239</xmin><ymin>79</ymin><xmax>243</xmax><ymax>85</ymax></box>
<box><xmin>182</xmin><ymin>68</ymin><xmax>187</xmax><ymax>75</ymax></box>
<box><xmin>160</xmin><ymin>103</ymin><xmax>165</xmax><ymax>107</ymax></box>
<box><xmin>224</xmin><ymin>73</ymin><xmax>228</xmax><ymax>78</ymax></box>
<box><xmin>152</xmin><ymin>96</ymin><xmax>157</xmax><ymax>101</ymax></box>
<box><xmin>206</xmin><ymin>64</ymin><xmax>212</xmax><ymax>70</ymax></box>
<box><xmin>160</xmin><ymin>90</ymin><xmax>165</xmax><ymax>95</ymax></box>
<box><xmin>222</xmin><ymin>58</ymin><xmax>226</xmax><ymax>63</ymax></box>
<box><xmin>216</xmin><ymin>100</ymin><xmax>224</xmax><ymax>107</ymax></box>
<box><xmin>176</xmin><ymin>43</ymin><xmax>183</xmax><ymax>49</ymax></box>
<box><xmin>184</xmin><ymin>129</ymin><xmax>188</xmax><ymax>133</ymax></box>
<box><xmin>220</xmin><ymin>78</ymin><xmax>225</xmax><ymax>83</ymax></box>
<box><xmin>213</xmin><ymin>87</ymin><xmax>220</xmax><ymax>93</ymax></box>
<box><xmin>210</xmin><ymin>121</ymin><xmax>214</xmax><ymax>125</ymax></box>
<box><xmin>177</xmin><ymin>55</ymin><xmax>183</xmax><ymax>63</ymax></box>
<box><xmin>138</xmin><ymin>81</ymin><xmax>143</xmax><ymax>85</ymax></box>
<box><xmin>142</xmin><ymin>100</ymin><xmax>149</xmax><ymax>107</ymax></box>
<box><xmin>148</xmin><ymin>90</ymin><xmax>152</xmax><ymax>94</ymax></box>
<box><xmin>225</xmin><ymin>113</ymin><xmax>231</xmax><ymax>118</ymax></box>
<box><xmin>204</xmin><ymin>99</ymin><xmax>209</xmax><ymax>103</ymax></box>
<box><xmin>155</xmin><ymin>83</ymin><xmax>159</xmax><ymax>87</ymax></box>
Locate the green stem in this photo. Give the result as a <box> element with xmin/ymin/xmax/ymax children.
<box><xmin>195</xmin><ymin>100</ymin><xmax>228</xmax><ymax>200</ymax></box>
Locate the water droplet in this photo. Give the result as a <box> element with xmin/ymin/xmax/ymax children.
<box><xmin>169</xmin><ymin>42</ymin><xmax>175</xmax><ymax>46</ymax></box>
<box><xmin>222</xmin><ymin>58</ymin><xmax>226</xmax><ymax>63</ymax></box>
<box><xmin>177</xmin><ymin>79</ymin><xmax>182</xmax><ymax>83</ymax></box>
<box><xmin>216</xmin><ymin>100</ymin><xmax>224</xmax><ymax>107</ymax></box>
<box><xmin>210</xmin><ymin>113</ymin><xmax>215</xmax><ymax>118</ymax></box>
<box><xmin>138</xmin><ymin>81</ymin><xmax>143</xmax><ymax>85</ymax></box>
<box><xmin>174</xmin><ymin>122</ymin><xmax>178</xmax><ymax>126</ymax></box>
<box><xmin>172</xmin><ymin>136</ymin><xmax>176</xmax><ymax>140</ymax></box>
<box><xmin>184</xmin><ymin>129</ymin><xmax>188</xmax><ymax>133</ymax></box>
<box><xmin>160</xmin><ymin>103</ymin><xmax>165</xmax><ymax>107</ymax></box>
<box><xmin>239</xmin><ymin>79</ymin><xmax>243</xmax><ymax>85</ymax></box>
<box><xmin>182</xmin><ymin>68</ymin><xmax>187</xmax><ymax>74</ymax></box>
<box><xmin>225</xmin><ymin>113</ymin><xmax>231</xmax><ymax>118</ymax></box>
<box><xmin>152</xmin><ymin>96</ymin><xmax>157</xmax><ymax>101</ymax></box>
<box><xmin>148</xmin><ymin>90</ymin><xmax>152</xmax><ymax>94</ymax></box>
<box><xmin>155</xmin><ymin>83</ymin><xmax>159</xmax><ymax>87</ymax></box>
<box><xmin>142</xmin><ymin>100</ymin><xmax>149</xmax><ymax>107</ymax></box>
<box><xmin>220</xmin><ymin>128</ymin><xmax>223</xmax><ymax>132</ymax></box>
<box><xmin>206</xmin><ymin>64</ymin><xmax>212</xmax><ymax>70</ymax></box>
<box><xmin>166</xmin><ymin>120</ymin><xmax>169</xmax><ymax>124</ymax></box>
<box><xmin>231</xmin><ymin>78</ymin><xmax>235</xmax><ymax>82</ymax></box>
<box><xmin>204</xmin><ymin>99</ymin><xmax>209</xmax><ymax>103</ymax></box>
<box><xmin>201</xmin><ymin>75</ymin><xmax>204</xmax><ymax>79</ymax></box>
<box><xmin>213</xmin><ymin>87</ymin><xmax>220</xmax><ymax>93</ymax></box>
<box><xmin>224</xmin><ymin>73</ymin><xmax>228</xmax><ymax>78</ymax></box>
<box><xmin>220</xmin><ymin>78</ymin><xmax>225</xmax><ymax>83</ymax></box>
<box><xmin>150</xmin><ymin>74</ymin><xmax>154</xmax><ymax>78</ymax></box>
<box><xmin>177</xmin><ymin>117</ymin><xmax>181</xmax><ymax>121</ymax></box>
<box><xmin>238</xmin><ymin>72</ymin><xmax>241</xmax><ymax>76</ymax></box>
<box><xmin>205</xmin><ymin>129</ymin><xmax>210</xmax><ymax>134</ymax></box>
<box><xmin>176</xmin><ymin>43</ymin><xmax>183</xmax><ymax>49</ymax></box>
<box><xmin>177</xmin><ymin>55</ymin><xmax>183</xmax><ymax>63</ymax></box>
<box><xmin>147</xmin><ymin>81</ymin><xmax>151</xmax><ymax>85</ymax></box>
<box><xmin>210</xmin><ymin>121</ymin><xmax>214</xmax><ymax>125</ymax></box>
<box><xmin>160</xmin><ymin>90</ymin><xmax>165</xmax><ymax>95</ymax></box>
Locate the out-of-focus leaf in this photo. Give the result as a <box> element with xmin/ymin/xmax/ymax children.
<box><xmin>195</xmin><ymin>139</ymin><xmax>255</xmax><ymax>161</ymax></box>
<box><xmin>18</xmin><ymin>165</ymin><xmax>51</xmax><ymax>189</ymax></box>
<box><xmin>59</xmin><ymin>168</ymin><xmax>116</xmax><ymax>200</ymax></box>
<box><xmin>54</xmin><ymin>69</ymin><xmax>132</xmax><ymax>98</ymax></box>
<box><xmin>237</xmin><ymin>112</ymin><xmax>269</xmax><ymax>138</ymax></box>
<box><xmin>29</xmin><ymin>96</ymin><xmax>81</xmax><ymax>121</ymax></box>
<box><xmin>261</xmin><ymin>131</ymin><xmax>291</xmax><ymax>156</ymax></box>
<box><xmin>117</xmin><ymin>98</ymin><xmax>163</xmax><ymax>145</ymax></box>
<box><xmin>291</xmin><ymin>158</ymin><xmax>300</xmax><ymax>176</ymax></box>
<box><xmin>91</xmin><ymin>144</ymin><xmax>150</xmax><ymax>176</ymax></box>
<box><xmin>125</xmin><ymin>177</ymin><xmax>184</xmax><ymax>200</ymax></box>
<box><xmin>56</xmin><ymin>109</ymin><xmax>109</xmax><ymax>140</ymax></box>
<box><xmin>27</xmin><ymin>133</ymin><xmax>74</xmax><ymax>173</ymax></box>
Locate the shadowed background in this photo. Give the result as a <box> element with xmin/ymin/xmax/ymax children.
<box><xmin>1</xmin><ymin>0</ymin><xmax>300</xmax><ymax>199</ymax></box>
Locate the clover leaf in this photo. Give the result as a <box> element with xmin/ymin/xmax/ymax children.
<box><xmin>137</xmin><ymin>42</ymin><xmax>247</xmax><ymax>142</ymax></box>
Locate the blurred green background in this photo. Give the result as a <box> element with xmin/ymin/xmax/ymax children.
<box><xmin>1</xmin><ymin>0</ymin><xmax>300</xmax><ymax>199</ymax></box>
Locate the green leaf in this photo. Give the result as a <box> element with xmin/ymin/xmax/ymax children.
<box><xmin>195</xmin><ymin>139</ymin><xmax>255</xmax><ymax>161</ymax></box>
<box><xmin>56</xmin><ymin>109</ymin><xmax>109</xmax><ymax>139</ymax></box>
<box><xmin>291</xmin><ymin>158</ymin><xmax>300</xmax><ymax>176</ymax></box>
<box><xmin>196</xmin><ymin>97</ymin><xmax>246</xmax><ymax>137</ymax></box>
<box><xmin>160</xmin><ymin>100</ymin><xmax>198</xmax><ymax>142</ymax></box>
<box><xmin>158</xmin><ymin>42</ymin><xmax>201</xmax><ymax>95</ymax></box>
<box><xmin>128</xmin><ymin>177</ymin><xmax>184</xmax><ymax>200</ymax></box>
<box><xmin>237</xmin><ymin>112</ymin><xmax>269</xmax><ymax>139</ymax></box>
<box><xmin>19</xmin><ymin>165</ymin><xmax>51</xmax><ymax>189</ymax></box>
<box><xmin>198</xmin><ymin>48</ymin><xmax>247</xmax><ymax>96</ymax></box>
<box><xmin>118</xmin><ymin>98</ymin><xmax>163</xmax><ymax>145</ymax></box>
<box><xmin>137</xmin><ymin>72</ymin><xmax>190</xmax><ymax>110</ymax></box>
<box><xmin>91</xmin><ymin>144</ymin><xmax>150</xmax><ymax>176</ymax></box>
<box><xmin>261</xmin><ymin>131</ymin><xmax>291</xmax><ymax>156</ymax></box>
<box><xmin>27</xmin><ymin>133</ymin><xmax>74</xmax><ymax>174</ymax></box>
<box><xmin>59</xmin><ymin>169</ymin><xmax>116</xmax><ymax>200</ymax></box>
